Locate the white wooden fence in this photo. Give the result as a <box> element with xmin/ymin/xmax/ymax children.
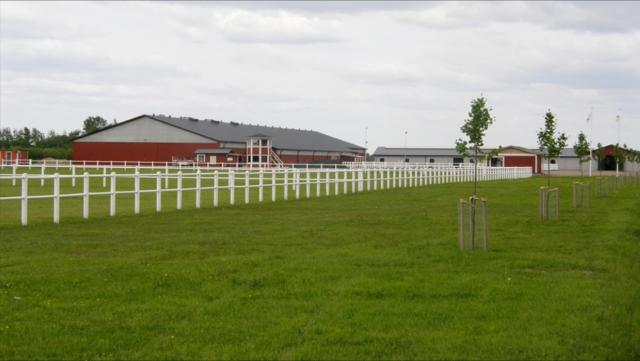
<box><xmin>0</xmin><ymin>166</ymin><xmax>532</xmax><ymax>225</ymax></box>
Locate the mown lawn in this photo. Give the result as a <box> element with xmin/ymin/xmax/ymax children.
<box><xmin>0</xmin><ymin>176</ymin><xmax>639</xmax><ymax>359</ymax></box>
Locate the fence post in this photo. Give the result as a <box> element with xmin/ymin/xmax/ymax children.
<box><xmin>373</xmin><ymin>169</ymin><xmax>378</xmax><ymax>191</ymax></box>
<box><xmin>366</xmin><ymin>170</ymin><xmax>371</xmax><ymax>191</ymax></box>
<box><xmin>404</xmin><ymin>169</ymin><xmax>408</xmax><ymax>188</ymax></box>
<box><xmin>213</xmin><ymin>170</ymin><xmax>219</xmax><ymax>207</ymax></box>
<box><xmin>259</xmin><ymin>169</ymin><xmax>264</xmax><ymax>202</ymax></box>
<box><xmin>334</xmin><ymin>171</ymin><xmax>339</xmax><ymax>195</ymax></box>
<box><xmin>392</xmin><ymin>169</ymin><xmax>396</xmax><ymax>188</ymax></box>
<box><xmin>53</xmin><ymin>173</ymin><xmax>60</xmax><ymax>224</ymax></box>
<box><xmin>295</xmin><ymin>169</ymin><xmax>300</xmax><ymax>200</ymax></box>
<box><xmin>102</xmin><ymin>166</ymin><xmax>107</xmax><ymax>188</ymax></box>
<box><xmin>164</xmin><ymin>164</ymin><xmax>170</xmax><ymax>189</ymax></box>
<box><xmin>156</xmin><ymin>171</ymin><xmax>162</xmax><ymax>212</ymax></box>
<box><xmin>325</xmin><ymin>170</ymin><xmax>330</xmax><ymax>196</ymax></box>
<box><xmin>83</xmin><ymin>172</ymin><xmax>90</xmax><ymax>219</ymax></box>
<box><xmin>196</xmin><ymin>169</ymin><xmax>202</xmax><ymax>209</ymax></box>
<box><xmin>343</xmin><ymin>170</ymin><xmax>348</xmax><ymax>194</ymax></box>
<box><xmin>71</xmin><ymin>165</ymin><xmax>76</xmax><ymax>187</ymax></box>
<box><xmin>177</xmin><ymin>171</ymin><xmax>183</xmax><ymax>210</ymax></box>
<box><xmin>352</xmin><ymin>170</ymin><xmax>356</xmax><ymax>193</ymax></box>
<box><xmin>21</xmin><ymin>173</ymin><xmax>28</xmax><ymax>226</ymax></box>
<box><xmin>316</xmin><ymin>170</ymin><xmax>321</xmax><ymax>197</ymax></box>
<box><xmin>110</xmin><ymin>172</ymin><xmax>116</xmax><ymax>217</ymax></box>
<box><xmin>283</xmin><ymin>169</ymin><xmax>289</xmax><ymax>201</ymax></box>
<box><xmin>229</xmin><ymin>170</ymin><xmax>235</xmax><ymax>205</ymax></box>
<box><xmin>306</xmin><ymin>169</ymin><xmax>311</xmax><ymax>199</ymax></box>
<box><xmin>12</xmin><ymin>164</ymin><xmax>17</xmax><ymax>186</ymax></box>
<box><xmin>40</xmin><ymin>165</ymin><xmax>46</xmax><ymax>187</ymax></box>
<box><xmin>271</xmin><ymin>169</ymin><xmax>276</xmax><ymax>202</ymax></box>
<box><xmin>245</xmin><ymin>170</ymin><xmax>250</xmax><ymax>204</ymax></box>
<box><xmin>134</xmin><ymin>168</ymin><xmax>140</xmax><ymax>214</ymax></box>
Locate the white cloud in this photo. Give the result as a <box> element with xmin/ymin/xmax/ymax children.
<box><xmin>0</xmin><ymin>1</ymin><xmax>638</xmax><ymax>149</ymax></box>
<box><xmin>212</xmin><ymin>9</ymin><xmax>345</xmax><ymax>43</ymax></box>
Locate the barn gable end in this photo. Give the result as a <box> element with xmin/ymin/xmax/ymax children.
<box><xmin>75</xmin><ymin>116</ymin><xmax>216</xmax><ymax>144</ymax></box>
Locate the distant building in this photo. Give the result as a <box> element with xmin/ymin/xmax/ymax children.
<box><xmin>73</xmin><ymin>114</ymin><xmax>365</xmax><ymax>165</ymax></box>
<box><xmin>372</xmin><ymin>144</ymin><xmax>639</xmax><ymax>174</ymax></box>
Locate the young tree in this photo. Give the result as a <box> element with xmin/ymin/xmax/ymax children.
<box><xmin>613</xmin><ymin>143</ymin><xmax>626</xmax><ymax>177</ymax></box>
<box><xmin>627</xmin><ymin>147</ymin><xmax>640</xmax><ymax>166</ymax></box>
<box><xmin>537</xmin><ymin>110</ymin><xmax>568</xmax><ymax>187</ymax></box>
<box><xmin>455</xmin><ymin>96</ymin><xmax>496</xmax><ymax>196</ymax></box>
<box><xmin>82</xmin><ymin>116</ymin><xmax>108</xmax><ymax>135</ymax></box>
<box><xmin>573</xmin><ymin>131</ymin><xmax>591</xmax><ymax>177</ymax></box>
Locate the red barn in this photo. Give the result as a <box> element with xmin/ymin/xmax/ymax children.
<box><xmin>73</xmin><ymin>114</ymin><xmax>365</xmax><ymax>165</ymax></box>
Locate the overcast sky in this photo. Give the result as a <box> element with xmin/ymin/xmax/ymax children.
<box><xmin>1</xmin><ymin>1</ymin><xmax>638</xmax><ymax>151</ymax></box>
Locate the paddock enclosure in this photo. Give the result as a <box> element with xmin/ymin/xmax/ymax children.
<box><xmin>0</xmin><ymin>161</ymin><xmax>532</xmax><ymax>225</ymax></box>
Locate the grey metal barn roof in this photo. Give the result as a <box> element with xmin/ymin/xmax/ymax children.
<box><xmin>153</xmin><ymin>115</ymin><xmax>364</xmax><ymax>153</ymax></box>
<box><xmin>77</xmin><ymin>114</ymin><xmax>365</xmax><ymax>153</ymax></box>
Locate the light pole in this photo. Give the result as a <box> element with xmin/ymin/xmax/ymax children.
<box><xmin>588</xmin><ymin>108</ymin><xmax>593</xmax><ymax>177</ymax></box>
<box><xmin>364</xmin><ymin>127</ymin><xmax>368</xmax><ymax>162</ymax></box>
<box><xmin>616</xmin><ymin>113</ymin><xmax>621</xmax><ymax>177</ymax></box>
<box><xmin>403</xmin><ymin>131</ymin><xmax>408</xmax><ymax>163</ymax></box>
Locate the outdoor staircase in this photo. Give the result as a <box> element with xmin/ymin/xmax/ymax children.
<box><xmin>270</xmin><ymin>149</ymin><xmax>284</xmax><ymax>167</ymax></box>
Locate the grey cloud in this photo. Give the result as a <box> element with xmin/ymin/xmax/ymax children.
<box><xmin>396</xmin><ymin>2</ymin><xmax>640</xmax><ymax>33</ymax></box>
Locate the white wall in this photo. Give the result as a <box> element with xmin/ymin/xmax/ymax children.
<box><xmin>76</xmin><ymin>116</ymin><xmax>215</xmax><ymax>143</ymax></box>
<box><xmin>373</xmin><ymin>155</ymin><xmax>476</xmax><ymax>163</ymax></box>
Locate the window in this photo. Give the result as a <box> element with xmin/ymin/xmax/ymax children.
<box><xmin>261</xmin><ymin>139</ymin><xmax>269</xmax><ymax>146</ymax></box>
<box><xmin>469</xmin><ymin>159</ymin><xmax>475</xmax><ymax>163</ymax></box>
<box><xmin>429</xmin><ymin>158</ymin><xmax>435</xmax><ymax>163</ymax></box>
<box><xmin>379</xmin><ymin>158</ymin><xmax>385</xmax><ymax>162</ymax></box>
<box><xmin>251</xmin><ymin>139</ymin><xmax>260</xmax><ymax>146</ymax></box>
<box><xmin>196</xmin><ymin>154</ymin><xmax>205</xmax><ymax>163</ymax></box>
<box><xmin>252</xmin><ymin>155</ymin><xmax>260</xmax><ymax>162</ymax></box>
<box><xmin>4</xmin><ymin>151</ymin><xmax>11</xmax><ymax>161</ymax></box>
<box><xmin>453</xmin><ymin>157</ymin><xmax>464</xmax><ymax>165</ymax></box>
<box><xmin>550</xmin><ymin>159</ymin><xmax>557</xmax><ymax>164</ymax></box>
<box><xmin>405</xmin><ymin>158</ymin><xmax>410</xmax><ymax>163</ymax></box>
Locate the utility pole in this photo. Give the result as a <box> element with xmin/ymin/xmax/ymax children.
<box><xmin>587</xmin><ymin>108</ymin><xmax>593</xmax><ymax>177</ymax></box>
<box><xmin>616</xmin><ymin>113</ymin><xmax>621</xmax><ymax>177</ymax></box>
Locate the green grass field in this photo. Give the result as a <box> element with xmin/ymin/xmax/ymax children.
<box><xmin>1</xmin><ymin>175</ymin><xmax>639</xmax><ymax>359</ymax></box>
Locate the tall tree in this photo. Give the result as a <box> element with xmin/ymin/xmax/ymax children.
<box><xmin>537</xmin><ymin>110</ymin><xmax>568</xmax><ymax>187</ymax></box>
<box><xmin>573</xmin><ymin>131</ymin><xmax>591</xmax><ymax>177</ymax></box>
<box><xmin>82</xmin><ymin>116</ymin><xmax>108</xmax><ymax>135</ymax></box>
<box><xmin>455</xmin><ymin>96</ymin><xmax>496</xmax><ymax>196</ymax></box>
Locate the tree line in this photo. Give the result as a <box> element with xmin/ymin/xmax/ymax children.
<box><xmin>0</xmin><ymin>116</ymin><xmax>111</xmax><ymax>159</ymax></box>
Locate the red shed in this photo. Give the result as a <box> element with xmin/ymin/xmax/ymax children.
<box><xmin>1</xmin><ymin>150</ymin><xmax>29</xmax><ymax>164</ymax></box>
<box><xmin>496</xmin><ymin>146</ymin><xmax>541</xmax><ymax>174</ymax></box>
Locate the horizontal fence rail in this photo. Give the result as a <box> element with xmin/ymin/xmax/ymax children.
<box><xmin>1</xmin><ymin>159</ymin><xmax>350</xmax><ymax>170</ymax></box>
<box><xmin>0</xmin><ymin>165</ymin><xmax>532</xmax><ymax>226</ymax></box>
<box><xmin>4</xmin><ymin>159</ymin><xmax>505</xmax><ymax>171</ymax></box>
